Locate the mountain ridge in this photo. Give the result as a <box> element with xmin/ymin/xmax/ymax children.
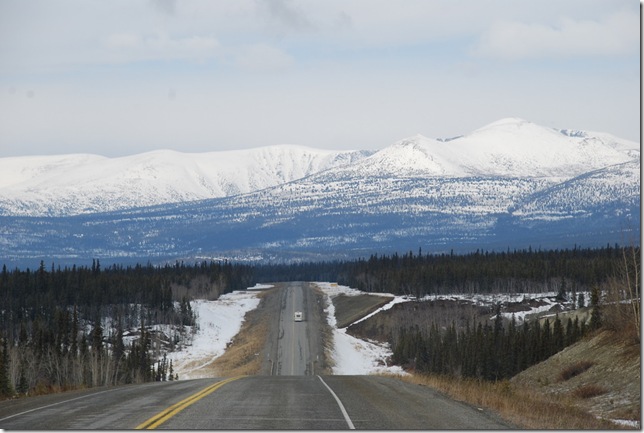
<box><xmin>0</xmin><ymin>145</ymin><xmax>373</xmax><ymax>216</ymax></box>
<box><xmin>0</xmin><ymin>118</ymin><xmax>638</xmax><ymax>218</ymax></box>
<box><xmin>0</xmin><ymin>118</ymin><xmax>639</xmax><ymax>267</ymax></box>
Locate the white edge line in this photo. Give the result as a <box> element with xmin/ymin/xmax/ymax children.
<box><xmin>0</xmin><ymin>388</ymin><xmax>119</xmax><ymax>423</ymax></box>
<box><xmin>317</xmin><ymin>375</ymin><xmax>355</xmax><ymax>430</ymax></box>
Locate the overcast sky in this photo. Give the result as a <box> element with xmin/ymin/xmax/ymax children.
<box><xmin>0</xmin><ymin>0</ymin><xmax>640</xmax><ymax>157</ymax></box>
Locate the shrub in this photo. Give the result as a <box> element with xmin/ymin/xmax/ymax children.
<box><xmin>557</xmin><ymin>360</ymin><xmax>594</xmax><ymax>382</ymax></box>
<box><xmin>573</xmin><ymin>384</ymin><xmax>607</xmax><ymax>399</ymax></box>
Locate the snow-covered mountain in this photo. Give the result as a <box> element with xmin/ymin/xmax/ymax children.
<box><xmin>512</xmin><ymin>160</ymin><xmax>641</xmax><ymax>221</ymax></box>
<box><xmin>0</xmin><ymin>146</ymin><xmax>372</xmax><ymax>216</ymax></box>
<box><xmin>0</xmin><ymin>118</ymin><xmax>639</xmax><ymax>267</ymax></box>
<box><xmin>328</xmin><ymin>118</ymin><xmax>636</xmax><ymax>180</ymax></box>
<box><xmin>0</xmin><ymin>118</ymin><xmax>638</xmax><ymax>217</ymax></box>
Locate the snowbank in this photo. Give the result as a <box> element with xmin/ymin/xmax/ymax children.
<box><xmin>315</xmin><ymin>282</ymin><xmax>408</xmax><ymax>376</ymax></box>
<box><xmin>247</xmin><ymin>283</ymin><xmax>275</xmax><ymax>290</ymax></box>
<box><xmin>167</xmin><ymin>290</ymin><xmax>261</xmax><ymax>379</ymax></box>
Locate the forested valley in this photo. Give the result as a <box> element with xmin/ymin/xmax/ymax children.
<box><xmin>0</xmin><ymin>244</ymin><xmax>639</xmax><ymax>398</ymax></box>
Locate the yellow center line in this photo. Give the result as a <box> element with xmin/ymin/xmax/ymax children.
<box><xmin>135</xmin><ymin>376</ymin><xmax>245</xmax><ymax>429</ymax></box>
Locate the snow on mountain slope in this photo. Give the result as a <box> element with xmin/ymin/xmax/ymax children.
<box><xmin>0</xmin><ymin>145</ymin><xmax>638</xmax><ymax>267</ymax></box>
<box><xmin>512</xmin><ymin>160</ymin><xmax>641</xmax><ymax>221</ymax></box>
<box><xmin>0</xmin><ymin>118</ymin><xmax>637</xmax><ymax>218</ymax></box>
<box><xmin>0</xmin><ymin>146</ymin><xmax>371</xmax><ymax>216</ymax></box>
<box><xmin>0</xmin><ymin>154</ymin><xmax>107</xmax><ymax>189</ymax></box>
<box><xmin>316</xmin><ymin>118</ymin><xmax>637</xmax><ymax>181</ymax></box>
<box><xmin>449</xmin><ymin>117</ymin><xmax>634</xmax><ymax>177</ymax></box>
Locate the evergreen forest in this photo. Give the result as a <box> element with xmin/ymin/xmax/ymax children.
<box><xmin>0</xmin><ymin>259</ymin><xmax>253</xmax><ymax>397</ymax></box>
<box><xmin>0</xmin><ymin>244</ymin><xmax>638</xmax><ymax>398</ymax></box>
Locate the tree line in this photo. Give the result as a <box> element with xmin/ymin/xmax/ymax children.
<box><xmin>253</xmin><ymin>244</ymin><xmax>636</xmax><ymax>297</ymax></box>
<box><xmin>391</xmin><ymin>303</ymin><xmax>597</xmax><ymax>381</ymax></box>
<box><xmin>0</xmin><ymin>244</ymin><xmax>638</xmax><ymax>397</ymax></box>
<box><xmin>0</xmin><ymin>259</ymin><xmax>253</xmax><ymax>398</ymax></box>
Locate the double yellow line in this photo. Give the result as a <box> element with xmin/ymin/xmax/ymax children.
<box><xmin>136</xmin><ymin>376</ymin><xmax>244</xmax><ymax>429</ymax></box>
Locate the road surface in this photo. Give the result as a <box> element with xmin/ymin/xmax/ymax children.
<box><xmin>0</xmin><ymin>375</ymin><xmax>510</xmax><ymax>429</ymax></box>
<box><xmin>259</xmin><ymin>282</ymin><xmax>327</xmax><ymax>376</ymax></box>
<box><xmin>0</xmin><ymin>282</ymin><xmax>512</xmax><ymax>429</ymax></box>
<box><xmin>275</xmin><ymin>282</ymin><xmax>319</xmax><ymax>375</ymax></box>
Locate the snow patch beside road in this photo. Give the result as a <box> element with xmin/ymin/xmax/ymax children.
<box><xmin>168</xmin><ymin>289</ymin><xmax>261</xmax><ymax>379</ymax></box>
<box><xmin>315</xmin><ymin>282</ymin><xmax>408</xmax><ymax>376</ymax></box>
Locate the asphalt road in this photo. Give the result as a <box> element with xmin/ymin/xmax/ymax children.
<box><xmin>276</xmin><ymin>282</ymin><xmax>317</xmax><ymax>375</ymax></box>
<box><xmin>0</xmin><ymin>282</ymin><xmax>512</xmax><ymax>429</ymax></box>
<box><xmin>260</xmin><ymin>282</ymin><xmax>327</xmax><ymax>376</ymax></box>
<box><xmin>0</xmin><ymin>375</ymin><xmax>510</xmax><ymax>429</ymax></box>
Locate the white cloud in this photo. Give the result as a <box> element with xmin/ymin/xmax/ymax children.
<box><xmin>233</xmin><ymin>43</ymin><xmax>295</xmax><ymax>72</ymax></box>
<box><xmin>0</xmin><ymin>0</ymin><xmax>639</xmax><ymax>156</ymax></box>
<box><xmin>102</xmin><ymin>32</ymin><xmax>220</xmax><ymax>63</ymax></box>
<box><xmin>473</xmin><ymin>10</ymin><xmax>638</xmax><ymax>59</ymax></box>
<box><xmin>257</xmin><ymin>0</ymin><xmax>315</xmax><ymax>35</ymax></box>
<box><xmin>105</xmin><ymin>33</ymin><xmax>142</xmax><ymax>50</ymax></box>
<box><xmin>149</xmin><ymin>0</ymin><xmax>177</xmax><ymax>15</ymax></box>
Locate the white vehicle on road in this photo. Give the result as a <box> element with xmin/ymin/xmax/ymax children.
<box><xmin>294</xmin><ymin>311</ymin><xmax>303</xmax><ymax>322</ymax></box>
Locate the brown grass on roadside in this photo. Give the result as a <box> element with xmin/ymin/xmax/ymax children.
<box><xmin>208</xmin><ymin>316</ymin><xmax>268</xmax><ymax>377</ymax></box>
<box><xmin>207</xmin><ymin>290</ymin><xmax>275</xmax><ymax>376</ymax></box>
<box><xmin>311</xmin><ymin>286</ymin><xmax>335</xmax><ymax>374</ymax></box>
<box><xmin>391</xmin><ymin>373</ymin><xmax>620</xmax><ymax>429</ymax></box>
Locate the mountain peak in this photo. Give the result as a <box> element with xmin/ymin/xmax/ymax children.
<box><xmin>471</xmin><ymin>117</ymin><xmax>536</xmax><ymax>134</ymax></box>
<box><xmin>394</xmin><ymin>134</ymin><xmax>432</xmax><ymax>147</ymax></box>
<box><xmin>0</xmin><ymin>119</ymin><xmax>638</xmax><ymax>217</ymax></box>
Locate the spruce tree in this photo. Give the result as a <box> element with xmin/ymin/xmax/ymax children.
<box><xmin>552</xmin><ymin>315</ymin><xmax>564</xmax><ymax>352</ymax></box>
<box><xmin>0</xmin><ymin>336</ymin><xmax>13</xmax><ymax>397</ymax></box>
<box><xmin>590</xmin><ymin>286</ymin><xmax>602</xmax><ymax>330</ymax></box>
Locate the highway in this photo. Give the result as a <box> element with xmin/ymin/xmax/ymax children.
<box><xmin>0</xmin><ymin>375</ymin><xmax>509</xmax><ymax>429</ymax></box>
<box><xmin>275</xmin><ymin>282</ymin><xmax>317</xmax><ymax>375</ymax></box>
<box><xmin>0</xmin><ymin>282</ymin><xmax>511</xmax><ymax>429</ymax></box>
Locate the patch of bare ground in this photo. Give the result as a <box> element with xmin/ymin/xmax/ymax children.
<box><xmin>511</xmin><ymin>330</ymin><xmax>640</xmax><ymax>427</ymax></box>
<box><xmin>332</xmin><ymin>293</ymin><xmax>395</xmax><ymax>329</ymax></box>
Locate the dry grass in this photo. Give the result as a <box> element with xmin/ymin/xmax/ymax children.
<box><xmin>512</xmin><ymin>330</ymin><xmax>640</xmax><ymax>426</ymax></box>
<box><xmin>557</xmin><ymin>360</ymin><xmax>594</xmax><ymax>382</ymax></box>
<box><xmin>332</xmin><ymin>294</ymin><xmax>394</xmax><ymax>329</ymax></box>
<box><xmin>393</xmin><ymin>373</ymin><xmax>620</xmax><ymax>429</ymax></box>
<box><xmin>311</xmin><ymin>286</ymin><xmax>335</xmax><ymax>374</ymax></box>
<box><xmin>573</xmin><ymin>384</ymin><xmax>608</xmax><ymax>399</ymax></box>
<box><xmin>207</xmin><ymin>291</ymin><xmax>273</xmax><ymax>377</ymax></box>
<box><xmin>208</xmin><ymin>319</ymin><xmax>267</xmax><ymax>376</ymax></box>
